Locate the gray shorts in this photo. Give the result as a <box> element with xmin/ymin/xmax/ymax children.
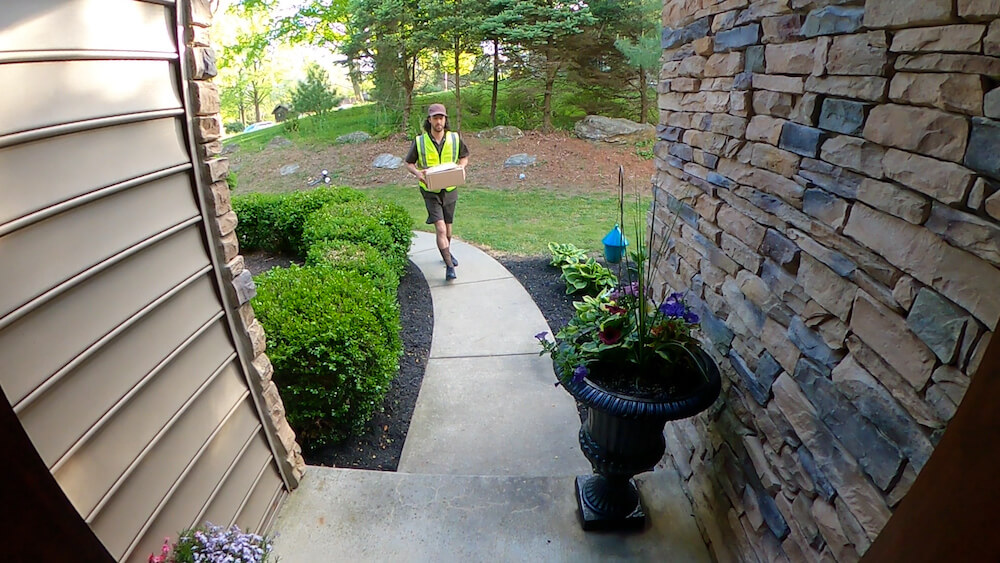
<box><xmin>421</xmin><ymin>188</ymin><xmax>458</xmax><ymax>224</ymax></box>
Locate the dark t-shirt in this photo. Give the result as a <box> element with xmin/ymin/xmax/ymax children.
<box><xmin>405</xmin><ymin>132</ymin><xmax>470</xmax><ymax>165</ymax></box>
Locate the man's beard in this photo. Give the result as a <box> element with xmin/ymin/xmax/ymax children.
<box><xmin>433</xmin><ymin>123</ymin><xmax>444</xmax><ymax>132</ymax></box>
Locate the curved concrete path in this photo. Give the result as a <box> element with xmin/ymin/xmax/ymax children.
<box><xmin>397</xmin><ymin>231</ymin><xmax>590</xmax><ymax>476</ymax></box>
<box><xmin>270</xmin><ymin>232</ymin><xmax>710</xmax><ymax>562</ymax></box>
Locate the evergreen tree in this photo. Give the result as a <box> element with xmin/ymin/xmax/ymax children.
<box><xmin>291</xmin><ymin>63</ymin><xmax>341</xmax><ymax>116</ymax></box>
<box><xmin>612</xmin><ymin>0</ymin><xmax>661</xmax><ymax>123</ymax></box>
<box><xmin>482</xmin><ymin>0</ymin><xmax>595</xmax><ymax>131</ymax></box>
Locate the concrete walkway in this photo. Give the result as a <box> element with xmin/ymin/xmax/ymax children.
<box><xmin>270</xmin><ymin>232</ymin><xmax>711</xmax><ymax>562</ymax></box>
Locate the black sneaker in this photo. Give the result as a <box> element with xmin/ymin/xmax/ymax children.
<box><xmin>451</xmin><ymin>254</ymin><xmax>458</xmax><ymax>267</ymax></box>
<box><xmin>445</xmin><ymin>266</ymin><xmax>457</xmax><ymax>280</ymax></box>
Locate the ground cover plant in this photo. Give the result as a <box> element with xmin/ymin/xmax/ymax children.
<box><xmin>234</xmin><ymin>186</ymin><xmax>412</xmax><ymax>448</ymax></box>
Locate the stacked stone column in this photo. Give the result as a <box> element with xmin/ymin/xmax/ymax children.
<box><xmin>654</xmin><ymin>0</ymin><xmax>999</xmax><ymax>560</ymax></box>
<box><xmin>185</xmin><ymin>0</ymin><xmax>305</xmax><ymax>486</ymax></box>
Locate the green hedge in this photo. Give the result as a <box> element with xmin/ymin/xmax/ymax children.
<box><xmin>232</xmin><ymin>186</ymin><xmax>366</xmax><ymax>256</ymax></box>
<box><xmin>305</xmin><ymin>239</ymin><xmax>399</xmax><ymax>288</ymax></box>
<box><xmin>252</xmin><ymin>264</ymin><xmax>401</xmax><ymax>445</ymax></box>
<box><xmin>233</xmin><ymin>186</ymin><xmax>413</xmax><ymax>449</ymax></box>
<box><xmin>301</xmin><ymin>198</ymin><xmax>411</xmax><ymax>277</ymax></box>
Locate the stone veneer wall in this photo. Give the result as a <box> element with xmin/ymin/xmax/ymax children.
<box><xmin>652</xmin><ymin>0</ymin><xmax>999</xmax><ymax>560</ymax></box>
<box><xmin>185</xmin><ymin>0</ymin><xmax>306</xmax><ymax>486</ymax></box>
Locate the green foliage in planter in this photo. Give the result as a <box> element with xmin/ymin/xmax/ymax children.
<box><xmin>301</xmin><ymin>198</ymin><xmax>412</xmax><ymax>277</ymax></box>
<box><xmin>306</xmin><ymin>239</ymin><xmax>398</xmax><ymax>288</ymax></box>
<box><xmin>252</xmin><ymin>263</ymin><xmax>401</xmax><ymax>447</ymax></box>
<box><xmin>560</xmin><ymin>258</ymin><xmax>618</xmax><ymax>296</ymax></box>
<box><xmin>232</xmin><ymin>186</ymin><xmax>365</xmax><ymax>256</ymax></box>
<box><xmin>547</xmin><ymin>242</ymin><xmax>589</xmax><ymax>268</ymax></box>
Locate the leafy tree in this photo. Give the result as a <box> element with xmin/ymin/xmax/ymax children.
<box><xmin>292</xmin><ymin>62</ymin><xmax>342</xmax><ymax>115</ymax></box>
<box><xmin>266</xmin><ymin>0</ymin><xmax>368</xmax><ymax>102</ymax></box>
<box><xmin>482</xmin><ymin>0</ymin><xmax>595</xmax><ymax>132</ymax></box>
<box><xmin>218</xmin><ymin>2</ymin><xmax>281</xmax><ymax>123</ymax></box>
<box><xmin>344</xmin><ymin>0</ymin><xmax>432</xmax><ymax>133</ymax></box>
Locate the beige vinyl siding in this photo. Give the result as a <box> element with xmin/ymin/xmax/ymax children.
<box><xmin>0</xmin><ymin>118</ymin><xmax>189</xmax><ymax>226</ymax></box>
<box><xmin>0</xmin><ymin>1</ymin><xmax>289</xmax><ymax>560</ymax></box>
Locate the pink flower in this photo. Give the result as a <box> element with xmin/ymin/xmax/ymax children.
<box><xmin>148</xmin><ymin>538</ymin><xmax>171</xmax><ymax>563</ymax></box>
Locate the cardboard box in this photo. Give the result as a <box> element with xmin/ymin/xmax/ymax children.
<box><xmin>424</xmin><ymin>162</ymin><xmax>465</xmax><ymax>192</ymax></box>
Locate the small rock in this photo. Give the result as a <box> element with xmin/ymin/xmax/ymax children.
<box><xmin>268</xmin><ymin>136</ymin><xmax>293</xmax><ymax>148</ymax></box>
<box><xmin>337</xmin><ymin>131</ymin><xmax>372</xmax><ymax>144</ymax></box>
<box><xmin>221</xmin><ymin>143</ymin><xmax>239</xmax><ymax>155</ymax></box>
<box><xmin>504</xmin><ymin>154</ymin><xmax>537</xmax><ymax>168</ymax></box>
<box><xmin>279</xmin><ymin>164</ymin><xmax>300</xmax><ymax>176</ymax></box>
<box><xmin>475</xmin><ymin>126</ymin><xmax>524</xmax><ymax>140</ymax></box>
<box><xmin>372</xmin><ymin>153</ymin><xmax>403</xmax><ymax>169</ymax></box>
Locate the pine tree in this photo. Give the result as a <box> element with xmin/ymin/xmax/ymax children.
<box><xmin>291</xmin><ymin>63</ymin><xmax>341</xmax><ymax>116</ymax></box>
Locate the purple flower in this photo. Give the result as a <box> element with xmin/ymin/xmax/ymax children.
<box><xmin>610</xmin><ymin>281</ymin><xmax>639</xmax><ymax>301</ymax></box>
<box><xmin>659</xmin><ymin>300</ymin><xmax>685</xmax><ymax>317</ymax></box>
<box><xmin>534</xmin><ymin>331</ymin><xmax>548</xmax><ymax>341</ymax></box>
<box><xmin>573</xmin><ymin>365</ymin><xmax>589</xmax><ymax>382</ymax></box>
<box><xmin>684</xmin><ymin>310</ymin><xmax>700</xmax><ymax>324</ymax></box>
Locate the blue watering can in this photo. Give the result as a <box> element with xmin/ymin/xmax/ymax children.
<box><xmin>602</xmin><ymin>224</ymin><xmax>629</xmax><ymax>264</ymax></box>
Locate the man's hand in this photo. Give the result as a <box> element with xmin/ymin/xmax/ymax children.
<box><xmin>405</xmin><ymin>162</ymin><xmax>426</xmax><ymax>183</ymax></box>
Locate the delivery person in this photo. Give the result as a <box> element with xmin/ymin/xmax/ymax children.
<box><xmin>405</xmin><ymin>103</ymin><xmax>470</xmax><ymax>280</ymax></box>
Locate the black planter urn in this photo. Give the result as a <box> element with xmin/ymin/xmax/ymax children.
<box><xmin>562</xmin><ymin>351</ymin><xmax>722</xmax><ymax>531</ymax></box>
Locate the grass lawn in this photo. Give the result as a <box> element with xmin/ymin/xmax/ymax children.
<box><xmin>361</xmin><ymin>184</ymin><xmax>651</xmax><ymax>256</ymax></box>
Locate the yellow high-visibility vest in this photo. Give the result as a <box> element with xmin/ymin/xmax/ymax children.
<box><xmin>415</xmin><ymin>131</ymin><xmax>460</xmax><ymax>192</ymax></box>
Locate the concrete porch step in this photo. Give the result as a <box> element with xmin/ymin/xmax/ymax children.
<box><xmin>270</xmin><ymin>465</ymin><xmax>712</xmax><ymax>562</ymax></box>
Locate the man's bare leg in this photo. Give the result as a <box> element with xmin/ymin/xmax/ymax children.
<box><xmin>445</xmin><ymin>222</ymin><xmax>456</xmax><ymax>266</ymax></box>
<box><xmin>435</xmin><ymin>220</ymin><xmax>456</xmax><ymax>278</ymax></box>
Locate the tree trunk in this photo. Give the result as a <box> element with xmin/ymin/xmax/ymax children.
<box><xmin>490</xmin><ymin>39</ymin><xmax>499</xmax><ymax>127</ymax></box>
<box><xmin>638</xmin><ymin>66</ymin><xmax>649</xmax><ymax>124</ymax></box>
<box><xmin>252</xmin><ymin>83</ymin><xmax>261</xmax><ymax>122</ymax></box>
<box><xmin>542</xmin><ymin>61</ymin><xmax>558</xmax><ymax>133</ymax></box>
<box><xmin>454</xmin><ymin>39</ymin><xmax>461</xmax><ymax>132</ymax></box>
<box><xmin>347</xmin><ymin>57</ymin><xmax>363</xmax><ymax>103</ymax></box>
<box><xmin>401</xmin><ymin>55</ymin><xmax>416</xmax><ymax>134</ymax></box>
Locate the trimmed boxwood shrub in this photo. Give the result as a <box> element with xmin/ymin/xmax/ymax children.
<box><xmin>233</xmin><ymin>186</ymin><xmax>366</xmax><ymax>255</ymax></box>
<box><xmin>233</xmin><ymin>186</ymin><xmax>414</xmax><ymax>449</ymax></box>
<box><xmin>305</xmin><ymin>239</ymin><xmax>399</xmax><ymax>288</ymax></box>
<box><xmin>301</xmin><ymin>198</ymin><xmax>412</xmax><ymax>276</ymax></box>
<box><xmin>252</xmin><ymin>263</ymin><xmax>401</xmax><ymax>447</ymax></box>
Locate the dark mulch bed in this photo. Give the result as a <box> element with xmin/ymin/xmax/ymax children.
<box><xmin>245</xmin><ymin>250</ymin><xmax>574</xmax><ymax>471</ymax></box>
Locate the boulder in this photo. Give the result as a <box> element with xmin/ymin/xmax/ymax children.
<box><xmin>573</xmin><ymin>115</ymin><xmax>655</xmax><ymax>144</ymax></box>
<box><xmin>475</xmin><ymin>126</ymin><xmax>524</xmax><ymax>140</ymax></box>
<box><xmin>372</xmin><ymin>153</ymin><xmax>403</xmax><ymax>169</ymax></box>
<box><xmin>503</xmin><ymin>154</ymin><xmax>537</xmax><ymax>168</ymax></box>
<box><xmin>336</xmin><ymin>131</ymin><xmax>372</xmax><ymax>144</ymax></box>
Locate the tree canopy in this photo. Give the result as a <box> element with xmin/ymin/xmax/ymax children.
<box><xmin>225</xmin><ymin>0</ymin><xmax>660</xmax><ymax>131</ymax></box>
